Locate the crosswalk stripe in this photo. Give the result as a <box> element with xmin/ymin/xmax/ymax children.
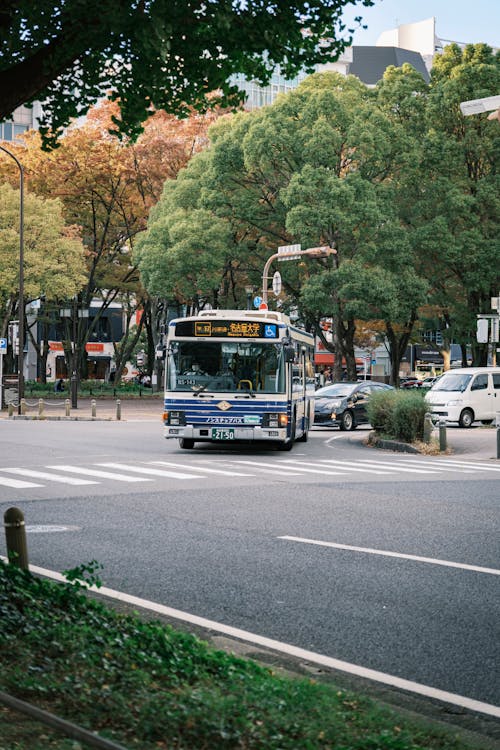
<box><xmin>149</xmin><ymin>460</ymin><xmax>253</xmax><ymax>477</ymax></box>
<box><xmin>357</xmin><ymin>460</ymin><xmax>440</xmax><ymax>474</ymax></box>
<box><xmin>316</xmin><ymin>460</ymin><xmax>392</xmax><ymax>475</ymax></box>
<box><xmin>1</xmin><ymin>468</ymin><xmax>98</xmax><ymax>486</ymax></box>
<box><xmin>402</xmin><ymin>459</ymin><xmax>500</xmax><ymax>473</ymax></box>
<box><xmin>98</xmin><ymin>462</ymin><xmax>204</xmax><ymax>480</ymax></box>
<box><xmin>0</xmin><ymin>475</ymin><xmax>42</xmax><ymax>488</ymax></box>
<box><xmin>271</xmin><ymin>460</ymin><xmax>348</xmax><ymax>476</ymax></box>
<box><xmin>224</xmin><ymin>459</ymin><xmax>305</xmax><ymax>476</ymax></box>
<box><xmin>380</xmin><ymin>459</ymin><xmax>476</xmax><ymax>474</ymax></box>
<box><xmin>47</xmin><ymin>465</ymin><xmax>150</xmax><ymax>482</ymax></box>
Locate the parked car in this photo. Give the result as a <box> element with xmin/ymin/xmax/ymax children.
<box><xmin>420</xmin><ymin>376</ymin><xmax>441</xmax><ymax>388</ymax></box>
<box><xmin>399</xmin><ymin>377</ymin><xmax>422</xmax><ymax>388</ymax></box>
<box><xmin>313</xmin><ymin>381</ymin><xmax>394</xmax><ymax>431</ymax></box>
<box><xmin>425</xmin><ymin>367</ymin><xmax>500</xmax><ymax>427</ymax></box>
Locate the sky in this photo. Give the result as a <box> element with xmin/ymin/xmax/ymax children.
<box><xmin>339</xmin><ymin>0</ymin><xmax>499</xmax><ymax>49</ymax></box>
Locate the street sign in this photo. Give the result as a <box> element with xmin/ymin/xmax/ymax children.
<box><xmin>278</xmin><ymin>243</ymin><xmax>301</xmax><ymax>261</ymax></box>
<box><xmin>259</xmin><ymin>302</ymin><xmax>268</xmax><ymax>310</ymax></box>
<box><xmin>253</xmin><ymin>296</ymin><xmax>262</xmax><ymax>309</ymax></box>
<box><xmin>476</xmin><ymin>318</ymin><xmax>489</xmax><ymax>343</ymax></box>
<box><xmin>0</xmin><ymin>337</ymin><xmax>6</xmax><ymax>353</ymax></box>
<box><xmin>272</xmin><ymin>271</ymin><xmax>282</xmax><ymax>296</ymax></box>
<box><xmin>460</xmin><ymin>95</ymin><xmax>500</xmax><ymax>116</ymax></box>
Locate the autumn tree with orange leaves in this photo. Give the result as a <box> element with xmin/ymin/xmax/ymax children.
<box><xmin>0</xmin><ymin>100</ymin><xmax>221</xmax><ymax>381</ymax></box>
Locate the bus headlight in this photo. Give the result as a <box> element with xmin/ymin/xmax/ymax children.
<box><xmin>265</xmin><ymin>413</ymin><xmax>287</xmax><ymax>428</ymax></box>
<box><xmin>166</xmin><ymin>410</ymin><xmax>185</xmax><ymax>425</ymax></box>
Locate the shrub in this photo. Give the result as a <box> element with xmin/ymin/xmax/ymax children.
<box><xmin>367</xmin><ymin>389</ymin><xmax>428</xmax><ymax>443</ymax></box>
<box><xmin>366</xmin><ymin>389</ymin><xmax>397</xmax><ymax>434</ymax></box>
<box><xmin>392</xmin><ymin>391</ymin><xmax>428</xmax><ymax>442</ymax></box>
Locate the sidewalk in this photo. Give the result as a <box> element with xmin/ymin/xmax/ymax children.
<box><xmin>0</xmin><ymin>396</ymin><xmax>163</xmax><ymax>421</ymax></box>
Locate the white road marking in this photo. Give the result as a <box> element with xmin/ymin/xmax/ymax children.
<box><xmin>404</xmin><ymin>459</ymin><xmax>500</xmax><ymax>473</ymax></box>
<box><xmin>149</xmin><ymin>460</ymin><xmax>253</xmax><ymax>477</ymax></box>
<box><xmin>1</xmin><ymin>468</ymin><xmax>98</xmax><ymax>485</ymax></box>
<box><xmin>26</xmin><ymin>525</ymin><xmax>80</xmax><ymax>533</ymax></box>
<box><xmin>278</xmin><ymin>536</ymin><xmax>500</xmax><ymax>576</ymax></box>
<box><xmin>316</xmin><ymin>459</ymin><xmax>391</xmax><ymax>475</ymax></box>
<box><xmin>224</xmin><ymin>460</ymin><xmax>304</xmax><ymax>476</ymax></box>
<box><xmin>0</xmin><ymin>475</ymin><xmax>42</xmax><ymax>488</ymax></box>
<box><xmin>9</xmin><ymin>557</ymin><xmax>499</xmax><ymax>720</ymax></box>
<box><xmin>47</xmin><ymin>465</ymin><xmax>149</xmax><ymax>482</ymax></box>
<box><xmin>275</xmin><ymin>460</ymin><xmax>349</xmax><ymax>476</ymax></box>
<box><xmin>357</xmin><ymin>460</ymin><xmax>439</xmax><ymax>474</ymax></box>
<box><xmin>381</xmin><ymin>459</ymin><xmax>476</xmax><ymax>474</ymax></box>
<box><xmin>98</xmin><ymin>462</ymin><xmax>205</xmax><ymax>479</ymax></box>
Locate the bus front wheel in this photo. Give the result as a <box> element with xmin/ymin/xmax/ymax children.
<box><xmin>179</xmin><ymin>438</ymin><xmax>195</xmax><ymax>449</ymax></box>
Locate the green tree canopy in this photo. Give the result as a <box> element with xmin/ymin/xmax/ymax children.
<box><xmin>0</xmin><ymin>182</ymin><xmax>86</xmax><ymax>334</ymax></box>
<box><xmin>0</xmin><ymin>0</ymin><xmax>374</xmax><ymax>148</ymax></box>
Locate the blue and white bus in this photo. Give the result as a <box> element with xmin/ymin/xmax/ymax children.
<box><xmin>163</xmin><ymin>309</ymin><xmax>316</xmax><ymax>450</ymax></box>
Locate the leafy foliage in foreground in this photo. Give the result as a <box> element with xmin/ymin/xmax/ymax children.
<box><xmin>0</xmin><ymin>561</ymin><xmax>473</xmax><ymax>749</ymax></box>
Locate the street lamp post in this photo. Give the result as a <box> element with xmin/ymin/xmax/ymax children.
<box><xmin>244</xmin><ymin>286</ymin><xmax>253</xmax><ymax>310</ymax></box>
<box><xmin>261</xmin><ymin>246</ymin><xmax>336</xmax><ymax>306</ymax></box>
<box><xmin>0</xmin><ymin>145</ymin><xmax>24</xmax><ymax>415</ymax></box>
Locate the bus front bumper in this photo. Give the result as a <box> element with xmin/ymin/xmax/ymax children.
<box><xmin>164</xmin><ymin>425</ymin><xmax>288</xmax><ymax>442</ymax></box>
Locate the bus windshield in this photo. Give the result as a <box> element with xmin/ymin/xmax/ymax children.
<box><xmin>167</xmin><ymin>341</ymin><xmax>286</xmax><ymax>393</ymax></box>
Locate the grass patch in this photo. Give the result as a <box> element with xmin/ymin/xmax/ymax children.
<box><xmin>0</xmin><ymin>561</ymin><xmax>485</xmax><ymax>749</ymax></box>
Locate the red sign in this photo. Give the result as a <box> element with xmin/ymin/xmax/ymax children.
<box><xmin>49</xmin><ymin>342</ymin><xmax>64</xmax><ymax>351</ymax></box>
<box><xmin>85</xmin><ymin>343</ymin><xmax>104</xmax><ymax>352</ymax></box>
<box><xmin>259</xmin><ymin>302</ymin><xmax>268</xmax><ymax>310</ymax></box>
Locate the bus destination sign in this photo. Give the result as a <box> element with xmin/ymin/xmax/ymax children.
<box><xmin>175</xmin><ymin>320</ymin><xmax>278</xmax><ymax>339</ymax></box>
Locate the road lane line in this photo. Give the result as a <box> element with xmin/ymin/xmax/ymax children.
<box><xmin>316</xmin><ymin>460</ymin><xmax>392</xmax><ymax>475</ymax></box>
<box><xmin>149</xmin><ymin>460</ymin><xmax>253</xmax><ymax>477</ymax></box>
<box><xmin>47</xmin><ymin>465</ymin><xmax>150</xmax><ymax>483</ymax></box>
<box><xmin>1</xmin><ymin>468</ymin><xmax>98</xmax><ymax>486</ymax></box>
<box><xmin>0</xmin><ymin>475</ymin><xmax>42</xmax><ymax>488</ymax></box>
<box><xmin>9</xmin><ymin>557</ymin><xmax>499</xmax><ymax>720</ymax></box>
<box><xmin>278</xmin><ymin>536</ymin><xmax>500</xmax><ymax>576</ymax></box>
<box><xmin>98</xmin><ymin>462</ymin><xmax>206</xmax><ymax>480</ymax></box>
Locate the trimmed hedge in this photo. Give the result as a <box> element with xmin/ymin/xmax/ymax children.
<box><xmin>367</xmin><ymin>389</ymin><xmax>428</xmax><ymax>443</ymax></box>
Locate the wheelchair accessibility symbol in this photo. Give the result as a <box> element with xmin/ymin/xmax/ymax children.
<box><xmin>264</xmin><ymin>325</ymin><xmax>277</xmax><ymax>338</ymax></box>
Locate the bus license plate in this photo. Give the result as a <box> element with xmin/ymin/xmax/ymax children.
<box><xmin>211</xmin><ymin>428</ymin><xmax>235</xmax><ymax>441</ymax></box>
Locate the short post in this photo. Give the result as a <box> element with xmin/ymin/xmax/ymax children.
<box><xmin>439</xmin><ymin>419</ymin><xmax>447</xmax><ymax>452</ymax></box>
<box><xmin>8</xmin><ymin>402</ymin><xmax>13</xmax><ymax>417</ymax></box>
<box><xmin>91</xmin><ymin>398</ymin><xmax>96</xmax><ymax>419</ymax></box>
<box><xmin>423</xmin><ymin>412</ymin><xmax>433</xmax><ymax>444</ymax></box>
<box><xmin>496</xmin><ymin>412</ymin><xmax>500</xmax><ymax>460</ymax></box>
<box><xmin>4</xmin><ymin>507</ymin><xmax>29</xmax><ymax>570</ymax></box>
<box><xmin>65</xmin><ymin>398</ymin><xmax>70</xmax><ymax>417</ymax></box>
<box><xmin>38</xmin><ymin>398</ymin><xmax>44</xmax><ymax>417</ymax></box>
<box><xmin>116</xmin><ymin>399</ymin><xmax>121</xmax><ymax>421</ymax></box>
<box><xmin>20</xmin><ymin>398</ymin><xmax>26</xmax><ymax>415</ymax></box>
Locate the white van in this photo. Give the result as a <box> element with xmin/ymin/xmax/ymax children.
<box><xmin>425</xmin><ymin>367</ymin><xmax>500</xmax><ymax>427</ymax></box>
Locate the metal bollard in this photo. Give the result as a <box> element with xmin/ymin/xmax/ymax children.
<box><xmin>423</xmin><ymin>412</ymin><xmax>433</xmax><ymax>444</ymax></box>
<box><xmin>20</xmin><ymin>398</ymin><xmax>26</xmax><ymax>415</ymax></box>
<box><xmin>8</xmin><ymin>402</ymin><xmax>13</xmax><ymax>417</ymax></box>
<box><xmin>496</xmin><ymin>412</ymin><xmax>500</xmax><ymax>460</ymax></box>
<box><xmin>38</xmin><ymin>398</ymin><xmax>44</xmax><ymax>417</ymax></box>
<box><xmin>116</xmin><ymin>399</ymin><xmax>121</xmax><ymax>421</ymax></box>
<box><xmin>439</xmin><ymin>419</ymin><xmax>447</xmax><ymax>452</ymax></box>
<box><xmin>65</xmin><ymin>398</ymin><xmax>70</xmax><ymax>417</ymax></box>
<box><xmin>91</xmin><ymin>399</ymin><xmax>96</xmax><ymax>419</ymax></box>
<box><xmin>4</xmin><ymin>507</ymin><xmax>29</xmax><ymax>570</ymax></box>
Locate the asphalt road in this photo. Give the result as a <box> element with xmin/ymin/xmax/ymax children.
<box><xmin>0</xmin><ymin>418</ymin><xmax>499</xmax><ymax>738</ymax></box>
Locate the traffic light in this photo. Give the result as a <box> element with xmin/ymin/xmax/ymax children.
<box><xmin>476</xmin><ymin>318</ymin><xmax>489</xmax><ymax>343</ymax></box>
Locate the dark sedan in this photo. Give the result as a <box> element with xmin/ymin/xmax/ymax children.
<box><xmin>313</xmin><ymin>381</ymin><xmax>394</xmax><ymax>431</ymax></box>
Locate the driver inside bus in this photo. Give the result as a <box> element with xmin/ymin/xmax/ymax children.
<box><xmin>183</xmin><ymin>361</ymin><xmax>207</xmax><ymax>376</ymax></box>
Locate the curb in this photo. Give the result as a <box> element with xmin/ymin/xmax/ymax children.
<box><xmin>7</xmin><ymin>416</ymin><xmax>114</xmax><ymax>422</ymax></box>
<box><xmin>367</xmin><ymin>432</ymin><xmax>421</xmax><ymax>454</ymax></box>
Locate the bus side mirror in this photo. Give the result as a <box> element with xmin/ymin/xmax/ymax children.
<box><xmin>284</xmin><ymin>345</ymin><xmax>295</xmax><ymax>363</ymax></box>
